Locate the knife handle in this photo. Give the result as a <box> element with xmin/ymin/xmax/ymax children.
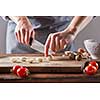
<box><xmin>29</xmin><ymin>37</ymin><xmax>33</xmax><ymax>46</ymax></box>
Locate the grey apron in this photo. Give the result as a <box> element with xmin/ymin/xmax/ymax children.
<box><xmin>6</xmin><ymin>16</ymin><xmax>75</xmax><ymax>54</ymax></box>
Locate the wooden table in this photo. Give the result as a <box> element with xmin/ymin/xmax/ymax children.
<box><xmin>0</xmin><ymin>54</ymin><xmax>100</xmax><ymax>83</ymax></box>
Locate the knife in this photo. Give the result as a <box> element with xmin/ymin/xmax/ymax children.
<box><xmin>30</xmin><ymin>17</ymin><xmax>93</xmax><ymax>54</ymax></box>
<box><xmin>30</xmin><ymin>38</ymin><xmax>54</xmax><ymax>55</ymax></box>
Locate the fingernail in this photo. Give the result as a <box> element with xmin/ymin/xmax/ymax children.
<box><xmin>48</xmin><ymin>49</ymin><xmax>55</xmax><ymax>55</ymax></box>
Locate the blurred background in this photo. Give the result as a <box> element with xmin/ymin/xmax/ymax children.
<box><xmin>0</xmin><ymin>17</ymin><xmax>7</xmax><ymax>53</ymax></box>
<box><xmin>0</xmin><ymin>16</ymin><xmax>100</xmax><ymax>53</ymax></box>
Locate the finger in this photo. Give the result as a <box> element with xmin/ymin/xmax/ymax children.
<box><xmin>50</xmin><ymin>33</ymin><xmax>60</xmax><ymax>52</ymax></box>
<box><xmin>62</xmin><ymin>38</ymin><xmax>69</xmax><ymax>49</ymax></box>
<box><xmin>31</xmin><ymin>29</ymin><xmax>35</xmax><ymax>39</ymax></box>
<box><xmin>65</xmin><ymin>39</ymin><xmax>69</xmax><ymax>43</ymax></box>
<box><xmin>25</xmin><ymin>30</ymin><xmax>29</xmax><ymax>45</ymax></box>
<box><xmin>30</xmin><ymin>30</ymin><xmax>34</xmax><ymax>40</ymax></box>
<box><xmin>44</xmin><ymin>34</ymin><xmax>52</xmax><ymax>57</ymax></box>
<box><xmin>50</xmin><ymin>34</ymin><xmax>56</xmax><ymax>52</ymax></box>
<box><xmin>16</xmin><ymin>30</ymin><xmax>21</xmax><ymax>43</ymax></box>
<box><xmin>21</xmin><ymin>28</ymin><xmax>25</xmax><ymax>44</ymax></box>
<box><xmin>60</xmin><ymin>39</ymin><xmax>66</xmax><ymax>50</ymax></box>
<box><xmin>55</xmin><ymin>36</ymin><xmax>60</xmax><ymax>51</ymax></box>
<box><xmin>29</xmin><ymin>29</ymin><xmax>35</xmax><ymax>44</ymax></box>
<box><xmin>62</xmin><ymin>39</ymin><xmax>66</xmax><ymax>49</ymax></box>
<box><xmin>15</xmin><ymin>32</ymin><xmax>18</xmax><ymax>41</ymax></box>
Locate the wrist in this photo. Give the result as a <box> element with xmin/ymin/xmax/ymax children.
<box><xmin>17</xmin><ymin>17</ymin><xmax>28</xmax><ymax>25</ymax></box>
<box><xmin>66</xmin><ymin>25</ymin><xmax>77</xmax><ymax>35</ymax></box>
<box><xmin>9</xmin><ymin>16</ymin><xmax>28</xmax><ymax>24</ymax></box>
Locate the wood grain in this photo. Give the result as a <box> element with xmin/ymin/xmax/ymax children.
<box><xmin>0</xmin><ymin>54</ymin><xmax>86</xmax><ymax>73</ymax></box>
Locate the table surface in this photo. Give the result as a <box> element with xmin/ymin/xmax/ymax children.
<box><xmin>0</xmin><ymin>54</ymin><xmax>100</xmax><ymax>83</ymax></box>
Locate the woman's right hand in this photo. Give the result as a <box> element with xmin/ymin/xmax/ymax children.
<box><xmin>14</xmin><ymin>17</ymin><xmax>35</xmax><ymax>45</ymax></box>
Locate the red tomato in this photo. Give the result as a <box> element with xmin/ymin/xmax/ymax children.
<box><xmin>16</xmin><ymin>67</ymin><xmax>29</xmax><ymax>78</ymax></box>
<box><xmin>89</xmin><ymin>61</ymin><xmax>99</xmax><ymax>69</ymax></box>
<box><xmin>84</xmin><ymin>65</ymin><xmax>97</xmax><ymax>75</ymax></box>
<box><xmin>12</xmin><ymin>65</ymin><xmax>23</xmax><ymax>74</ymax></box>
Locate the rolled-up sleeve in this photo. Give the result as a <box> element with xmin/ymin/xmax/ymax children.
<box><xmin>1</xmin><ymin>16</ymin><xmax>11</xmax><ymax>21</ymax></box>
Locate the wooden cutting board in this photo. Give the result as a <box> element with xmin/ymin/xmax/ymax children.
<box><xmin>0</xmin><ymin>54</ymin><xmax>86</xmax><ymax>73</ymax></box>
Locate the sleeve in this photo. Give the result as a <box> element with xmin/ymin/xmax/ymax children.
<box><xmin>93</xmin><ymin>16</ymin><xmax>96</xmax><ymax>19</ymax></box>
<box><xmin>1</xmin><ymin>16</ymin><xmax>11</xmax><ymax>21</ymax></box>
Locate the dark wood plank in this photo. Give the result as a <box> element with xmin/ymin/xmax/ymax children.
<box><xmin>0</xmin><ymin>70</ymin><xmax>100</xmax><ymax>83</ymax></box>
<box><xmin>0</xmin><ymin>54</ymin><xmax>100</xmax><ymax>83</ymax></box>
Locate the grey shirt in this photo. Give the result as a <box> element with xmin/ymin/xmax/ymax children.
<box><xmin>3</xmin><ymin>16</ymin><xmax>73</xmax><ymax>31</ymax></box>
<box><xmin>2</xmin><ymin>16</ymin><xmax>75</xmax><ymax>54</ymax></box>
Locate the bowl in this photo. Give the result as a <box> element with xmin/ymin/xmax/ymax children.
<box><xmin>84</xmin><ymin>39</ymin><xmax>100</xmax><ymax>59</ymax></box>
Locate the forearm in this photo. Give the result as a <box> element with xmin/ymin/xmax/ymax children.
<box><xmin>9</xmin><ymin>16</ymin><xmax>29</xmax><ymax>24</ymax></box>
<box><xmin>65</xmin><ymin>16</ymin><xmax>87</xmax><ymax>33</ymax></box>
<box><xmin>69</xmin><ymin>16</ymin><xmax>87</xmax><ymax>27</ymax></box>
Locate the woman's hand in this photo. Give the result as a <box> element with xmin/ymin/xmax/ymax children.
<box><xmin>44</xmin><ymin>26</ymin><xmax>77</xmax><ymax>57</ymax></box>
<box><xmin>14</xmin><ymin>17</ymin><xmax>35</xmax><ymax>45</ymax></box>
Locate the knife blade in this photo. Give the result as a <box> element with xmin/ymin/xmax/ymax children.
<box><xmin>30</xmin><ymin>38</ymin><xmax>54</xmax><ymax>55</ymax></box>
<box><xmin>30</xmin><ymin>39</ymin><xmax>44</xmax><ymax>53</ymax></box>
<box><xmin>30</xmin><ymin>17</ymin><xmax>93</xmax><ymax>55</ymax></box>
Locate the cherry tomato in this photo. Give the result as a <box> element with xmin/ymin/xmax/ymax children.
<box><xmin>16</xmin><ymin>67</ymin><xmax>29</xmax><ymax>78</ymax></box>
<box><xmin>89</xmin><ymin>61</ymin><xmax>99</xmax><ymax>69</ymax></box>
<box><xmin>12</xmin><ymin>65</ymin><xmax>23</xmax><ymax>74</ymax></box>
<box><xmin>84</xmin><ymin>65</ymin><xmax>97</xmax><ymax>75</ymax></box>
